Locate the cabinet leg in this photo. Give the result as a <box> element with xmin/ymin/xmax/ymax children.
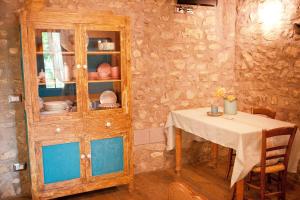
<box><xmin>128</xmin><ymin>181</ymin><xmax>135</xmax><ymax>192</ymax></box>
<box><xmin>31</xmin><ymin>191</ymin><xmax>40</xmax><ymax>200</ymax></box>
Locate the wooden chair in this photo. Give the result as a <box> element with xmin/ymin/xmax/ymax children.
<box><xmin>251</xmin><ymin>108</ymin><xmax>276</xmax><ymax>119</ymax></box>
<box><xmin>246</xmin><ymin>126</ymin><xmax>298</xmax><ymax>199</ymax></box>
<box><xmin>226</xmin><ymin>108</ymin><xmax>276</xmax><ymax>179</ymax></box>
<box><xmin>168</xmin><ymin>182</ymin><xmax>208</xmax><ymax>200</ymax></box>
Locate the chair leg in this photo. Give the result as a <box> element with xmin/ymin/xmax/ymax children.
<box><xmin>266</xmin><ymin>174</ymin><xmax>272</xmax><ymax>192</ymax></box>
<box><xmin>226</xmin><ymin>148</ymin><xmax>233</xmax><ymax>179</ymax></box>
<box><xmin>277</xmin><ymin>172</ymin><xmax>282</xmax><ymax>198</ymax></box>
<box><xmin>267</xmin><ymin>174</ymin><xmax>272</xmax><ymax>184</ymax></box>
<box><xmin>247</xmin><ymin>172</ymin><xmax>253</xmax><ymax>191</ymax></box>
<box><xmin>281</xmin><ymin>172</ymin><xmax>287</xmax><ymax>200</ymax></box>
<box><xmin>230</xmin><ymin>184</ymin><xmax>236</xmax><ymax>200</ymax></box>
<box><xmin>260</xmin><ymin>174</ymin><xmax>266</xmax><ymax>200</ymax></box>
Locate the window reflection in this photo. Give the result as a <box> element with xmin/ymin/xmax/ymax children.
<box><xmin>42</xmin><ymin>32</ymin><xmax>65</xmax><ymax>88</ymax></box>
<box><xmin>36</xmin><ymin>29</ymin><xmax>77</xmax><ymax>115</ymax></box>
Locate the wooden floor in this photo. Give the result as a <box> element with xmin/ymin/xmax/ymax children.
<box><xmin>14</xmin><ymin>162</ymin><xmax>300</xmax><ymax>200</ymax></box>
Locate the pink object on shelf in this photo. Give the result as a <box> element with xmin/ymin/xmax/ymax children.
<box><xmin>111</xmin><ymin>66</ymin><xmax>120</xmax><ymax>79</ymax></box>
<box><xmin>88</xmin><ymin>72</ymin><xmax>99</xmax><ymax>80</ymax></box>
<box><xmin>97</xmin><ymin>63</ymin><xmax>112</xmax><ymax>79</ymax></box>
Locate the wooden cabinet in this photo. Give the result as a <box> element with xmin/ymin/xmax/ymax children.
<box><xmin>20</xmin><ymin>1</ymin><xmax>132</xmax><ymax>199</ymax></box>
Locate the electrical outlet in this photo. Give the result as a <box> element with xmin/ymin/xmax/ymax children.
<box><xmin>8</xmin><ymin>95</ymin><xmax>22</xmax><ymax>103</ymax></box>
<box><xmin>175</xmin><ymin>6</ymin><xmax>185</xmax><ymax>14</ymax></box>
<box><xmin>175</xmin><ymin>5</ymin><xmax>193</xmax><ymax>14</ymax></box>
<box><xmin>13</xmin><ymin>163</ymin><xmax>27</xmax><ymax>171</ymax></box>
<box><xmin>186</xmin><ymin>8</ymin><xmax>194</xmax><ymax>14</ymax></box>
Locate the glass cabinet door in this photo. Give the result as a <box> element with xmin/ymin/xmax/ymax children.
<box><xmin>34</xmin><ymin>28</ymin><xmax>79</xmax><ymax>116</ymax></box>
<box><xmin>84</xmin><ymin>29</ymin><xmax>123</xmax><ymax>111</ymax></box>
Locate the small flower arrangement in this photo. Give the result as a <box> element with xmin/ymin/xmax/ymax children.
<box><xmin>215</xmin><ymin>87</ymin><xmax>236</xmax><ymax>102</ymax></box>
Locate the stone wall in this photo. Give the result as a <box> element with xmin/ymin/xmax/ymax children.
<box><xmin>2</xmin><ymin>0</ymin><xmax>300</xmax><ymax>198</ymax></box>
<box><xmin>0</xmin><ymin>0</ymin><xmax>31</xmax><ymax>199</ymax></box>
<box><xmin>235</xmin><ymin>0</ymin><xmax>300</xmax><ymax>142</ymax></box>
<box><xmin>46</xmin><ymin>0</ymin><xmax>237</xmax><ymax>175</ymax></box>
<box><xmin>0</xmin><ymin>0</ymin><xmax>237</xmax><ymax>197</ymax></box>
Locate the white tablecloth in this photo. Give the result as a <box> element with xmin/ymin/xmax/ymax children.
<box><xmin>165</xmin><ymin>107</ymin><xmax>300</xmax><ymax>186</ymax></box>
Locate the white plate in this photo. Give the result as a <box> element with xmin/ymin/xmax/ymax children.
<box><xmin>98</xmin><ymin>103</ymin><xmax>120</xmax><ymax>108</ymax></box>
<box><xmin>44</xmin><ymin>101</ymin><xmax>68</xmax><ymax>111</ymax></box>
<box><xmin>41</xmin><ymin>110</ymin><xmax>68</xmax><ymax>115</ymax></box>
<box><xmin>99</xmin><ymin>91</ymin><xmax>117</xmax><ymax>104</ymax></box>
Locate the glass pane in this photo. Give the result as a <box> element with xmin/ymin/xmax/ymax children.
<box><xmin>36</xmin><ymin>29</ymin><xmax>77</xmax><ymax>115</ymax></box>
<box><xmin>86</xmin><ymin>31</ymin><xmax>122</xmax><ymax>111</ymax></box>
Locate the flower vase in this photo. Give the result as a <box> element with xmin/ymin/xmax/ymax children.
<box><xmin>224</xmin><ymin>99</ymin><xmax>237</xmax><ymax>115</ymax></box>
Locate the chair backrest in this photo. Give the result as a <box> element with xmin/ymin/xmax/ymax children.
<box><xmin>168</xmin><ymin>182</ymin><xmax>208</xmax><ymax>200</ymax></box>
<box><xmin>260</xmin><ymin>126</ymin><xmax>298</xmax><ymax>172</ymax></box>
<box><xmin>251</xmin><ymin>107</ymin><xmax>276</xmax><ymax>119</ymax></box>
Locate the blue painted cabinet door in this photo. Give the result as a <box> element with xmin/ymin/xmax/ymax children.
<box><xmin>42</xmin><ymin>142</ymin><xmax>81</xmax><ymax>184</ymax></box>
<box><xmin>90</xmin><ymin>137</ymin><xmax>124</xmax><ymax>177</ymax></box>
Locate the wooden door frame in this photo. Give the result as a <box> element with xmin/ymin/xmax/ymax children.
<box><xmin>80</xmin><ymin>24</ymin><xmax>129</xmax><ymax>117</ymax></box>
<box><xmin>84</xmin><ymin>132</ymin><xmax>129</xmax><ymax>183</ymax></box>
<box><xmin>26</xmin><ymin>22</ymin><xmax>83</xmax><ymax>123</ymax></box>
<box><xmin>35</xmin><ymin>137</ymin><xmax>86</xmax><ymax>191</ymax></box>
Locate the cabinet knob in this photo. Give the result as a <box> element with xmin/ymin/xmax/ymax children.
<box><xmin>105</xmin><ymin>121</ymin><xmax>112</xmax><ymax>128</ymax></box>
<box><xmin>87</xmin><ymin>154</ymin><xmax>91</xmax><ymax>159</ymax></box>
<box><xmin>76</xmin><ymin>64</ymin><xmax>81</xmax><ymax>69</ymax></box>
<box><xmin>55</xmin><ymin>128</ymin><xmax>61</xmax><ymax>133</ymax></box>
<box><xmin>83</xmin><ymin>64</ymin><xmax>87</xmax><ymax>69</ymax></box>
<box><xmin>80</xmin><ymin>154</ymin><xmax>86</xmax><ymax>159</ymax></box>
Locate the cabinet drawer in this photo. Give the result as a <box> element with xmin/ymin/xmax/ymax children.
<box><xmin>85</xmin><ymin>115</ymin><xmax>130</xmax><ymax>133</ymax></box>
<box><xmin>32</xmin><ymin>120</ymin><xmax>83</xmax><ymax>137</ymax></box>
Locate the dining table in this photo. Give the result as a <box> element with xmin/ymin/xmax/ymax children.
<box><xmin>165</xmin><ymin>107</ymin><xmax>300</xmax><ymax>200</ymax></box>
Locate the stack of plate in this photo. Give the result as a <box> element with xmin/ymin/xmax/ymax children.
<box><xmin>99</xmin><ymin>91</ymin><xmax>120</xmax><ymax>109</ymax></box>
<box><xmin>43</xmin><ymin>101</ymin><xmax>68</xmax><ymax>114</ymax></box>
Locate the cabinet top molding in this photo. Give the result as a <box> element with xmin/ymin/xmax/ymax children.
<box><xmin>22</xmin><ymin>0</ymin><xmax>114</xmax><ymax>16</ymax></box>
<box><xmin>25</xmin><ymin>0</ymin><xmax>44</xmax><ymax>12</ymax></box>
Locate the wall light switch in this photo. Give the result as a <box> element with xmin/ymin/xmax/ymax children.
<box><xmin>8</xmin><ymin>95</ymin><xmax>22</xmax><ymax>103</ymax></box>
<box><xmin>13</xmin><ymin>163</ymin><xmax>27</xmax><ymax>171</ymax></box>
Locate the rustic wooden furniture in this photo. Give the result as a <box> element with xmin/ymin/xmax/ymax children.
<box><xmin>168</xmin><ymin>182</ymin><xmax>208</xmax><ymax>200</ymax></box>
<box><xmin>251</xmin><ymin>107</ymin><xmax>277</xmax><ymax>119</ymax></box>
<box><xmin>226</xmin><ymin>108</ymin><xmax>277</xmax><ymax>179</ymax></box>
<box><xmin>175</xmin><ymin>128</ymin><xmax>248</xmax><ymax>200</ymax></box>
<box><xmin>166</xmin><ymin>107</ymin><xmax>299</xmax><ymax>200</ymax></box>
<box><xmin>19</xmin><ymin>1</ymin><xmax>132</xmax><ymax>199</ymax></box>
<box><xmin>245</xmin><ymin>126</ymin><xmax>298</xmax><ymax>200</ymax></box>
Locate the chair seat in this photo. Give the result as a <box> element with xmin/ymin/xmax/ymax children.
<box><xmin>252</xmin><ymin>163</ymin><xmax>285</xmax><ymax>174</ymax></box>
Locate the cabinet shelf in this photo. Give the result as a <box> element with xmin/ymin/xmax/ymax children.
<box><xmin>87</xmin><ymin>51</ymin><xmax>120</xmax><ymax>55</ymax></box>
<box><xmin>88</xmin><ymin>79</ymin><xmax>121</xmax><ymax>83</ymax></box>
<box><xmin>36</xmin><ymin>51</ymin><xmax>75</xmax><ymax>55</ymax></box>
<box><xmin>39</xmin><ymin>80</ymin><xmax>76</xmax><ymax>85</ymax></box>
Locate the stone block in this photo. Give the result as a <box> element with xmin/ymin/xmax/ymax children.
<box><xmin>149</xmin><ymin>127</ymin><xmax>165</xmax><ymax>143</ymax></box>
<box><xmin>134</xmin><ymin>129</ymin><xmax>150</xmax><ymax>146</ymax></box>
